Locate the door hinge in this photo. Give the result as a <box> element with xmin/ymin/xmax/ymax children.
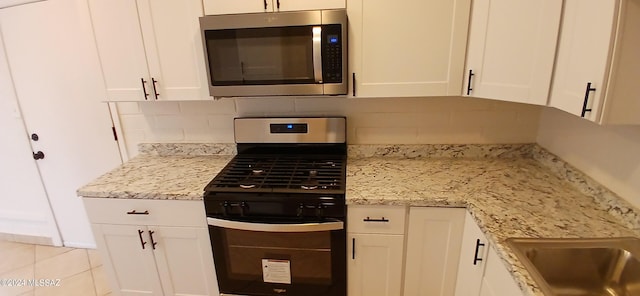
<box><xmin>111</xmin><ymin>126</ymin><xmax>118</xmax><ymax>141</ymax></box>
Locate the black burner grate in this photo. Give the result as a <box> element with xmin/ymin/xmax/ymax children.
<box><xmin>205</xmin><ymin>154</ymin><xmax>346</xmax><ymax>194</ymax></box>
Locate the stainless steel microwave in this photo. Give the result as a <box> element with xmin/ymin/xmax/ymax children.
<box><xmin>199</xmin><ymin>10</ymin><xmax>347</xmax><ymax>97</ymax></box>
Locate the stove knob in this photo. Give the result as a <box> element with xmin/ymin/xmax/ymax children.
<box><xmin>297</xmin><ymin>204</ymin><xmax>305</xmax><ymax>217</ymax></box>
<box><xmin>239</xmin><ymin>202</ymin><xmax>249</xmax><ymax>216</ymax></box>
<box><xmin>315</xmin><ymin>204</ymin><xmax>326</xmax><ymax>218</ymax></box>
<box><xmin>222</xmin><ymin>201</ymin><xmax>230</xmax><ymax>216</ymax></box>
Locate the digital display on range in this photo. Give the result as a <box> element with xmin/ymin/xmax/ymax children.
<box><xmin>270</xmin><ymin>123</ymin><xmax>308</xmax><ymax>134</ymax></box>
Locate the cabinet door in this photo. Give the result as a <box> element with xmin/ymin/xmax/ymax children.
<box><xmin>454</xmin><ymin>212</ymin><xmax>490</xmax><ymax>296</ymax></box>
<box><xmin>92</xmin><ymin>224</ymin><xmax>163</xmax><ymax>296</ymax></box>
<box><xmin>463</xmin><ymin>0</ymin><xmax>561</xmax><ymax>105</ymax></box>
<box><xmin>87</xmin><ymin>0</ymin><xmax>151</xmax><ymax>101</ymax></box>
<box><xmin>137</xmin><ymin>0</ymin><xmax>210</xmax><ymax>101</ymax></box>
<box><xmin>478</xmin><ymin>247</ymin><xmax>524</xmax><ymax>296</ymax></box>
<box><xmin>276</xmin><ymin>0</ymin><xmax>345</xmax><ymax>12</ymax></box>
<box><xmin>403</xmin><ymin>207</ymin><xmax>465</xmax><ymax>296</ymax></box>
<box><xmin>150</xmin><ymin>226</ymin><xmax>219</xmax><ymax>296</ymax></box>
<box><xmin>204</xmin><ymin>0</ymin><xmax>271</xmax><ymax>15</ymax></box>
<box><xmin>548</xmin><ymin>0</ymin><xmax>617</xmax><ymax>121</ymax></box>
<box><xmin>348</xmin><ymin>0</ymin><xmax>470</xmax><ymax>97</ymax></box>
<box><xmin>348</xmin><ymin>233</ymin><xmax>404</xmax><ymax>296</ymax></box>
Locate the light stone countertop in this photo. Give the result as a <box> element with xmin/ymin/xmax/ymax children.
<box><xmin>78</xmin><ymin>143</ymin><xmax>640</xmax><ymax>296</ymax></box>
<box><xmin>77</xmin><ymin>154</ymin><xmax>234</xmax><ymax>200</ymax></box>
<box><xmin>347</xmin><ymin>146</ymin><xmax>640</xmax><ymax>296</ymax></box>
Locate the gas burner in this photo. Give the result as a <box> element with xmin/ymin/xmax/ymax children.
<box><xmin>301</xmin><ymin>184</ymin><xmax>319</xmax><ymax>190</ymax></box>
<box><xmin>251</xmin><ymin>169</ymin><xmax>264</xmax><ymax>174</ymax></box>
<box><xmin>240</xmin><ymin>184</ymin><xmax>256</xmax><ymax>189</ymax></box>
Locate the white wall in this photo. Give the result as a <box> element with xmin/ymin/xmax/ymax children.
<box><xmin>537</xmin><ymin>107</ymin><xmax>640</xmax><ymax>208</ymax></box>
<box><xmin>115</xmin><ymin>97</ymin><xmax>542</xmax><ymax>157</ymax></box>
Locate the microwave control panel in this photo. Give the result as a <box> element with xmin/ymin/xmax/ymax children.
<box><xmin>322</xmin><ymin>24</ymin><xmax>343</xmax><ymax>84</ymax></box>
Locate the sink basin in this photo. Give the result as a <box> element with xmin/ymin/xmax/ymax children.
<box><xmin>506</xmin><ymin>237</ymin><xmax>640</xmax><ymax>296</ymax></box>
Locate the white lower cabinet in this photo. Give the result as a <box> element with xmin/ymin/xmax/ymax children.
<box><xmin>454</xmin><ymin>211</ymin><xmax>524</xmax><ymax>296</ymax></box>
<box><xmin>83</xmin><ymin>198</ymin><xmax>219</xmax><ymax>296</ymax></box>
<box><xmin>454</xmin><ymin>212</ymin><xmax>490</xmax><ymax>296</ymax></box>
<box><xmin>348</xmin><ymin>234</ymin><xmax>405</xmax><ymax>296</ymax></box>
<box><xmin>479</xmin><ymin>247</ymin><xmax>524</xmax><ymax>296</ymax></box>
<box><xmin>347</xmin><ymin>205</ymin><xmax>406</xmax><ymax>296</ymax></box>
<box><xmin>403</xmin><ymin>207</ymin><xmax>466</xmax><ymax>296</ymax></box>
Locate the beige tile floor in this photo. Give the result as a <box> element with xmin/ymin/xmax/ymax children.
<box><xmin>0</xmin><ymin>240</ymin><xmax>111</xmax><ymax>296</ymax></box>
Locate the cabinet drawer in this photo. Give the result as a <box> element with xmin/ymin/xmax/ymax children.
<box><xmin>348</xmin><ymin>205</ymin><xmax>406</xmax><ymax>234</ymax></box>
<box><xmin>83</xmin><ymin>198</ymin><xmax>206</xmax><ymax>227</ymax></box>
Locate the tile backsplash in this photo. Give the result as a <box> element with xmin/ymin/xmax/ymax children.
<box><xmin>115</xmin><ymin>96</ymin><xmax>542</xmax><ymax>158</ymax></box>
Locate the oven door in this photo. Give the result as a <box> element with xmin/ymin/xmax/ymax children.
<box><xmin>207</xmin><ymin>217</ymin><xmax>346</xmax><ymax>296</ymax></box>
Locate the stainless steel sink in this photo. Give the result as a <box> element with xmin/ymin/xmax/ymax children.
<box><xmin>506</xmin><ymin>237</ymin><xmax>640</xmax><ymax>296</ymax></box>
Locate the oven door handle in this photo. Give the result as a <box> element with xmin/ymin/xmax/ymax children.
<box><xmin>207</xmin><ymin>217</ymin><xmax>343</xmax><ymax>232</ymax></box>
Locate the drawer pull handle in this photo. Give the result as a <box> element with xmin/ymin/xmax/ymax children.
<box><xmin>363</xmin><ymin>217</ymin><xmax>389</xmax><ymax>223</ymax></box>
<box><xmin>473</xmin><ymin>239</ymin><xmax>485</xmax><ymax>265</ymax></box>
<box><xmin>137</xmin><ymin>229</ymin><xmax>147</xmax><ymax>249</ymax></box>
<box><xmin>127</xmin><ymin>210</ymin><xmax>149</xmax><ymax>215</ymax></box>
<box><xmin>149</xmin><ymin>230</ymin><xmax>158</xmax><ymax>250</ymax></box>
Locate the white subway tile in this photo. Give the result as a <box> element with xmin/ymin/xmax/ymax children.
<box><xmin>350</xmin><ymin>112</ymin><xmax>450</xmax><ymax>128</ymax></box>
<box><xmin>181</xmin><ymin>127</ymin><xmax>234</xmax><ymax>143</ymax></box>
<box><xmin>418</xmin><ymin>125</ymin><xmax>486</xmax><ymax>144</ymax></box>
<box><xmin>179</xmin><ymin>100</ymin><xmax>236</xmax><ymax>115</ymax></box>
<box><xmin>119</xmin><ymin>114</ymin><xmax>154</xmax><ymax>130</ymax></box>
<box><xmin>182</xmin><ymin>127</ymin><xmax>217</xmax><ymax>142</ymax></box>
<box><xmin>153</xmin><ymin>115</ymin><xmax>209</xmax><ymax>129</ymax></box>
<box><xmin>116</xmin><ymin>102</ymin><xmax>140</xmax><ymax>114</ymax></box>
<box><xmin>295</xmin><ymin>97</ymin><xmax>347</xmax><ymax>113</ymax></box>
<box><xmin>235</xmin><ymin>97</ymin><xmax>295</xmax><ymax>116</ymax></box>
<box><xmin>139</xmin><ymin>101</ymin><xmax>181</xmax><ymax>114</ymax></box>
<box><xmin>355</xmin><ymin>127</ymin><xmax>418</xmax><ymax>144</ymax></box>
<box><xmin>481</xmin><ymin>124</ymin><xmax>538</xmax><ymax>143</ymax></box>
<box><xmin>207</xmin><ymin>115</ymin><xmax>235</xmax><ymax>129</ymax></box>
<box><xmin>145</xmin><ymin>128</ymin><xmax>184</xmax><ymax>142</ymax></box>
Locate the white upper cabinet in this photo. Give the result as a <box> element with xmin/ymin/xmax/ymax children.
<box><xmin>204</xmin><ymin>0</ymin><xmax>345</xmax><ymax>15</ymax></box>
<box><xmin>348</xmin><ymin>0</ymin><xmax>470</xmax><ymax>97</ymax></box>
<box><xmin>88</xmin><ymin>0</ymin><xmax>209</xmax><ymax>101</ymax></box>
<box><xmin>549</xmin><ymin>0</ymin><xmax>640</xmax><ymax>124</ymax></box>
<box><xmin>463</xmin><ymin>0</ymin><xmax>561</xmax><ymax>105</ymax></box>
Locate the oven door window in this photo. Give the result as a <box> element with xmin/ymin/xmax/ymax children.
<box><xmin>209</xmin><ymin>221</ymin><xmax>346</xmax><ymax>296</ymax></box>
<box><xmin>205</xmin><ymin>26</ymin><xmax>315</xmax><ymax>86</ymax></box>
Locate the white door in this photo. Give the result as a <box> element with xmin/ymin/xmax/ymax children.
<box><xmin>548</xmin><ymin>0</ymin><xmax>617</xmax><ymax>121</ymax></box>
<box><xmin>347</xmin><ymin>0</ymin><xmax>470</xmax><ymax>97</ymax></box>
<box><xmin>0</xmin><ymin>0</ymin><xmax>123</xmax><ymax>247</ymax></box>
<box><xmin>404</xmin><ymin>207</ymin><xmax>465</xmax><ymax>296</ymax></box>
<box><xmin>454</xmin><ymin>212</ymin><xmax>490</xmax><ymax>296</ymax></box>
<box><xmin>87</xmin><ymin>0</ymin><xmax>151</xmax><ymax>101</ymax></box>
<box><xmin>138</xmin><ymin>0</ymin><xmax>210</xmax><ymax>101</ymax></box>
<box><xmin>347</xmin><ymin>233</ymin><xmax>404</xmax><ymax>296</ymax></box>
<box><xmin>276</xmin><ymin>0</ymin><xmax>344</xmax><ymax>12</ymax></box>
<box><xmin>0</xmin><ymin>35</ymin><xmax>61</xmax><ymax>245</ymax></box>
<box><xmin>478</xmin><ymin>247</ymin><xmax>524</xmax><ymax>296</ymax></box>
<box><xmin>463</xmin><ymin>0</ymin><xmax>561</xmax><ymax>105</ymax></box>
<box><xmin>204</xmin><ymin>0</ymin><xmax>271</xmax><ymax>15</ymax></box>
<box><xmin>92</xmin><ymin>224</ymin><xmax>163</xmax><ymax>296</ymax></box>
<box><xmin>151</xmin><ymin>226</ymin><xmax>219</xmax><ymax>296</ymax></box>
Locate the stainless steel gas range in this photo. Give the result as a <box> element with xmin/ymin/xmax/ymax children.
<box><xmin>204</xmin><ymin>117</ymin><xmax>347</xmax><ymax>296</ymax></box>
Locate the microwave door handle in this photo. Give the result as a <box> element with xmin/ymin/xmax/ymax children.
<box><xmin>312</xmin><ymin>26</ymin><xmax>323</xmax><ymax>83</ymax></box>
<box><xmin>207</xmin><ymin>217</ymin><xmax>343</xmax><ymax>232</ymax></box>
